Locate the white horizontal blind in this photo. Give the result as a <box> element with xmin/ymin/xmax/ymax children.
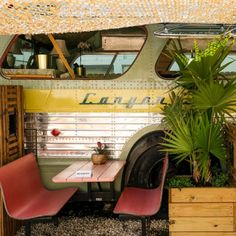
<box><xmin>24</xmin><ymin>112</ymin><xmax>163</xmax><ymax>159</ymax></box>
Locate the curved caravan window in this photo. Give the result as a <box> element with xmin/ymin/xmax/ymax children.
<box><xmin>156</xmin><ymin>38</ymin><xmax>236</xmax><ymax>80</ymax></box>
<box><xmin>0</xmin><ymin>27</ymin><xmax>146</xmax><ymax>80</ymax></box>
<box><xmin>73</xmin><ymin>52</ymin><xmax>138</xmax><ymax>79</ymax></box>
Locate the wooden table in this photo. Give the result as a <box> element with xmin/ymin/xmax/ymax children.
<box><xmin>52</xmin><ymin>160</ymin><xmax>126</xmax><ymax>201</ymax></box>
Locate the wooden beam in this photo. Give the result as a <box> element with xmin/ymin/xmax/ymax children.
<box><xmin>48</xmin><ymin>34</ymin><xmax>75</xmax><ymax>79</ymax></box>
<box><xmin>7</xmin><ymin>74</ymin><xmax>55</xmax><ymax>79</ymax></box>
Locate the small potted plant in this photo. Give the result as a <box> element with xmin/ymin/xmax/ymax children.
<box><xmin>75</xmin><ymin>41</ymin><xmax>91</xmax><ymax>77</ymax></box>
<box><xmin>91</xmin><ymin>141</ymin><xmax>109</xmax><ymax>165</ymax></box>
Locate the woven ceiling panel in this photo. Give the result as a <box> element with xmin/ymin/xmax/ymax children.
<box><xmin>0</xmin><ymin>0</ymin><xmax>235</xmax><ymax>35</ymax></box>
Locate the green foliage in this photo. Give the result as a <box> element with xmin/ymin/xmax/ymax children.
<box><xmin>193</xmin><ymin>78</ymin><xmax>236</xmax><ymax>120</ymax></box>
<box><xmin>166</xmin><ymin>176</ymin><xmax>194</xmax><ymax>188</ymax></box>
<box><xmin>92</xmin><ymin>141</ymin><xmax>108</xmax><ymax>154</ymax></box>
<box><xmin>194</xmin><ymin>36</ymin><xmax>231</xmax><ymax>60</ymax></box>
<box><xmin>166</xmin><ymin>169</ymin><xmax>229</xmax><ymax>188</ymax></box>
<box><xmin>166</xmin><ymin>35</ymin><xmax>235</xmax><ymax>89</ymax></box>
<box><xmin>162</xmin><ymin>35</ymin><xmax>236</xmax><ymax>184</ymax></box>
<box><xmin>211</xmin><ymin>166</ymin><xmax>229</xmax><ymax>187</ymax></box>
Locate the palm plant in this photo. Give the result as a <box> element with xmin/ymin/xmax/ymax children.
<box><xmin>162</xmin><ymin>35</ymin><xmax>236</xmax><ymax>184</ymax></box>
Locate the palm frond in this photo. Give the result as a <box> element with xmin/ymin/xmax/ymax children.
<box><xmin>161</xmin><ymin>35</ymin><xmax>235</xmax><ymax>184</ymax></box>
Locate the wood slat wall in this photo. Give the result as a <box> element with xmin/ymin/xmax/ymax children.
<box><xmin>0</xmin><ymin>85</ymin><xmax>24</xmax><ymax>236</ymax></box>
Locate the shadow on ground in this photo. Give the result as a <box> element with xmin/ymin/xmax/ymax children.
<box><xmin>16</xmin><ymin>191</ymin><xmax>169</xmax><ymax>236</ymax></box>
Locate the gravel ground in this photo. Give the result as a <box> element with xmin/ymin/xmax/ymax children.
<box><xmin>15</xmin><ymin>202</ymin><xmax>169</xmax><ymax>236</ymax></box>
<box><xmin>16</xmin><ymin>216</ymin><xmax>168</xmax><ymax>236</ymax></box>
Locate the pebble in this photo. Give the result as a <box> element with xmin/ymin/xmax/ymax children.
<box><xmin>15</xmin><ymin>201</ymin><xmax>169</xmax><ymax>235</ymax></box>
<box><xmin>15</xmin><ymin>216</ymin><xmax>169</xmax><ymax>236</ymax></box>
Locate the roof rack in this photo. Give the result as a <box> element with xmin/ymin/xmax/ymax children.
<box><xmin>154</xmin><ymin>23</ymin><xmax>236</xmax><ymax>38</ymax></box>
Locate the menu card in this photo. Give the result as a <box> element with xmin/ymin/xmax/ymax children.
<box><xmin>76</xmin><ymin>169</ymin><xmax>92</xmax><ymax>177</ymax></box>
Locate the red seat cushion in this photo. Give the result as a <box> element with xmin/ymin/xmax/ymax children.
<box><xmin>113</xmin><ymin>186</ymin><xmax>161</xmax><ymax>216</ymax></box>
<box><xmin>11</xmin><ymin>187</ymin><xmax>77</xmax><ymax>220</ymax></box>
<box><xmin>114</xmin><ymin>154</ymin><xmax>168</xmax><ymax>217</ymax></box>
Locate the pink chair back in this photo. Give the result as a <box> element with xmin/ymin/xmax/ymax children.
<box><xmin>0</xmin><ymin>153</ymin><xmax>44</xmax><ymax>218</ymax></box>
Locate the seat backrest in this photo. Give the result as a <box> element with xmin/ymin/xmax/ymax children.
<box><xmin>159</xmin><ymin>153</ymin><xmax>168</xmax><ymax>193</ymax></box>
<box><xmin>0</xmin><ymin>153</ymin><xmax>44</xmax><ymax>217</ymax></box>
<box><xmin>149</xmin><ymin>153</ymin><xmax>168</xmax><ymax>215</ymax></box>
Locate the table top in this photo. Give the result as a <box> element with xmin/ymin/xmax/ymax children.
<box><xmin>52</xmin><ymin>160</ymin><xmax>126</xmax><ymax>183</ymax></box>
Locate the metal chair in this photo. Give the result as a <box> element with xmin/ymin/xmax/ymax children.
<box><xmin>114</xmin><ymin>154</ymin><xmax>168</xmax><ymax>236</ymax></box>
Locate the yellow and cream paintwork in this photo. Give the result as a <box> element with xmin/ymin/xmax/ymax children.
<box><xmin>24</xmin><ymin>88</ymin><xmax>169</xmax><ymax>113</ymax></box>
<box><xmin>0</xmin><ymin>25</ymin><xmax>171</xmax><ymax>113</ymax></box>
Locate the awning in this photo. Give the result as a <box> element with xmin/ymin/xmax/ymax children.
<box><xmin>0</xmin><ymin>0</ymin><xmax>235</xmax><ymax>35</ymax></box>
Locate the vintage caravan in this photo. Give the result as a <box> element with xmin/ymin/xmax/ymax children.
<box><xmin>0</xmin><ymin>1</ymin><xmax>236</xmax><ymax>235</ymax></box>
<box><xmin>1</xmin><ymin>23</ymin><xmax>236</xmax><ymax>192</ymax></box>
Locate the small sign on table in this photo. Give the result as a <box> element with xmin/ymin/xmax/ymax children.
<box><xmin>76</xmin><ymin>169</ymin><xmax>92</xmax><ymax>178</ymax></box>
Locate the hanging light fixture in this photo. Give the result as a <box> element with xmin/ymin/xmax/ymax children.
<box><xmin>50</xmin><ymin>39</ymin><xmax>70</xmax><ymax>57</ymax></box>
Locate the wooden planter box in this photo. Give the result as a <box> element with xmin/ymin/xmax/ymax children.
<box><xmin>169</xmin><ymin>187</ymin><xmax>236</xmax><ymax>236</ymax></box>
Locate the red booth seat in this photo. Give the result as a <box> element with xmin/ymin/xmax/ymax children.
<box><xmin>0</xmin><ymin>153</ymin><xmax>77</xmax><ymax>235</ymax></box>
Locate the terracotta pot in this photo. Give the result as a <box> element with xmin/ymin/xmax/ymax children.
<box><xmin>91</xmin><ymin>154</ymin><xmax>108</xmax><ymax>165</ymax></box>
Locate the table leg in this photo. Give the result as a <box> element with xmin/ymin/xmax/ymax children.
<box><xmin>97</xmin><ymin>182</ymin><xmax>102</xmax><ymax>191</ymax></box>
<box><xmin>110</xmin><ymin>182</ymin><xmax>115</xmax><ymax>201</ymax></box>
<box><xmin>87</xmin><ymin>182</ymin><xmax>92</xmax><ymax>201</ymax></box>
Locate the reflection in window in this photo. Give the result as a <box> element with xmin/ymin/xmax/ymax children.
<box><xmin>73</xmin><ymin>52</ymin><xmax>137</xmax><ymax>78</ymax></box>
<box><xmin>156</xmin><ymin>38</ymin><xmax>236</xmax><ymax>80</ymax></box>
<box><xmin>3</xmin><ymin>39</ymin><xmax>34</xmax><ymax>69</ymax></box>
<box><xmin>169</xmin><ymin>53</ymin><xmax>236</xmax><ymax>73</ymax></box>
<box><xmin>221</xmin><ymin>55</ymin><xmax>236</xmax><ymax>72</ymax></box>
<box><xmin>1</xmin><ymin>26</ymin><xmax>146</xmax><ymax>80</ymax></box>
<box><xmin>169</xmin><ymin>53</ymin><xmax>191</xmax><ymax>71</ymax></box>
<box><xmin>14</xmin><ymin>50</ymin><xmax>34</xmax><ymax>69</ymax></box>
